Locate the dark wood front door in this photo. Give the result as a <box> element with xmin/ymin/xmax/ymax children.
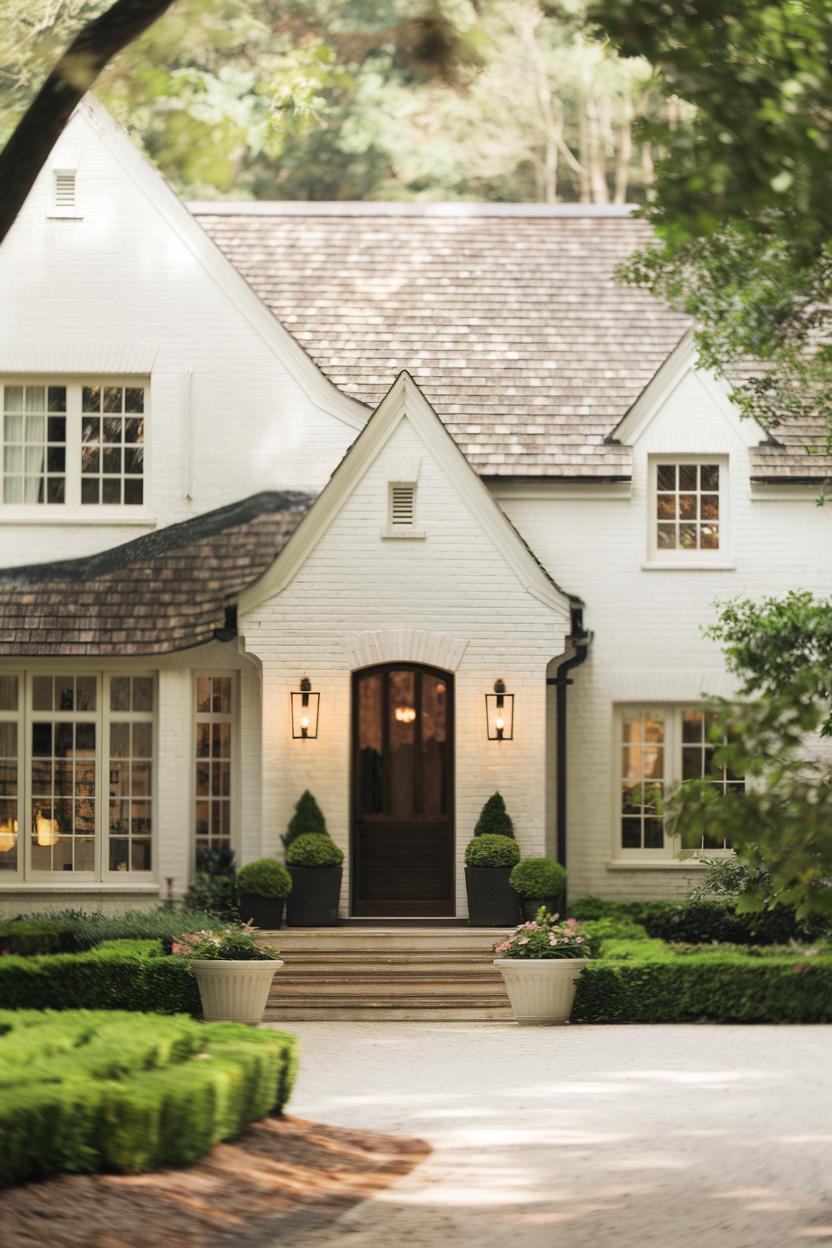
<box><xmin>352</xmin><ymin>664</ymin><xmax>454</xmax><ymax>916</ymax></box>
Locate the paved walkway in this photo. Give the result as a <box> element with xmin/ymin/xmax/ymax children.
<box><xmin>271</xmin><ymin>1021</ymin><xmax>832</xmax><ymax>1247</ymax></box>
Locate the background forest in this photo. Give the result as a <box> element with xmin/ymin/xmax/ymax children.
<box><xmin>0</xmin><ymin>0</ymin><xmax>677</xmax><ymax>203</ymax></box>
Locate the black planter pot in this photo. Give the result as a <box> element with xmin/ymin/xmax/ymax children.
<box><xmin>465</xmin><ymin>866</ymin><xmax>521</xmax><ymax>927</ymax></box>
<box><xmin>238</xmin><ymin>893</ymin><xmax>286</xmax><ymax>929</ymax></box>
<box><xmin>287</xmin><ymin>866</ymin><xmax>342</xmax><ymax>927</ymax></box>
<box><xmin>519</xmin><ymin>894</ymin><xmax>565</xmax><ymax>922</ymax></box>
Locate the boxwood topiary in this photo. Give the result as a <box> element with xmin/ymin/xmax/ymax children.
<box><xmin>237</xmin><ymin>858</ymin><xmax>292</xmax><ymax>898</ymax></box>
<box><xmin>474</xmin><ymin>792</ymin><xmax>514</xmax><ymax>838</ymax></box>
<box><xmin>286</xmin><ymin>833</ymin><xmax>344</xmax><ymax>868</ymax></box>
<box><xmin>283</xmin><ymin>790</ymin><xmax>328</xmax><ymax>851</ymax></box>
<box><xmin>509</xmin><ymin>857</ymin><xmax>566</xmax><ymax>899</ymax></box>
<box><xmin>464</xmin><ymin>834</ymin><xmax>520</xmax><ymax>868</ymax></box>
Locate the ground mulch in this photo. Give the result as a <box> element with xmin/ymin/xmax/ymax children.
<box><xmin>0</xmin><ymin>1116</ymin><xmax>429</xmax><ymax>1248</ymax></box>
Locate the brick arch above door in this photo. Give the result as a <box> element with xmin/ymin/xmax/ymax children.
<box><xmin>344</xmin><ymin>629</ymin><xmax>468</xmax><ymax>674</ymax></box>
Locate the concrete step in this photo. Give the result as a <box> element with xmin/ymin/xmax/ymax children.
<box><xmin>264</xmin><ymin>1006</ymin><xmax>514</xmax><ymax>1022</ymax></box>
<box><xmin>277</xmin><ymin>963</ymin><xmax>502</xmax><ymax>979</ymax></box>
<box><xmin>273</xmin><ymin>950</ymin><xmax>500</xmax><ymax>963</ymax></box>
<box><xmin>260</xmin><ymin>928</ymin><xmax>511</xmax><ymax>952</ymax></box>
<box><xmin>271</xmin><ymin>980</ymin><xmax>506</xmax><ymax>1000</ymax></box>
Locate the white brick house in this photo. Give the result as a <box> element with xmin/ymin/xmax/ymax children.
<box><xmin>0</xmin><ymin>96</ymin><xmax>828</xmax><ymax>916</ymax></box>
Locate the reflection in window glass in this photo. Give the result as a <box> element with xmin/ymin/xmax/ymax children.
<box><xmin>656</xmin><ymin>463</ymin><xmax>720</xmax><ymax>551</ymax></box>
<box><xmin>194</xmin><ymin>676</ymin><xmax>233</xmax><ymax>857</ymax></box>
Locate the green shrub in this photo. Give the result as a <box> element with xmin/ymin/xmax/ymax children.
<box><xmin>283</xmin><ymin>790</ymin><xmax>328</xmax><ymax>851</ymax></box>
<box><xmin>286</xmin><ymin>833</ymin><xmax>344</xmax><ymax>868</ymax></box>
<box><xmin>464</xmin><ymin>834</ymin><xmax>520</xmax><ymax>868</ymax></box>
<box><xmin>237</xmin><ymin>859</ymin><xmax>292</xmax><ymax>899</ymax></box>
<box><xmin>171</xmin><ymin>926</ymin><xmax>280</xmax><ymax>961</ymax></box>
<box><xmin>570</xmin><ymin>896</ymin><xmax>678</xmax><ymax>926</ymax></box>
<box><xmin>643</xmin><ymin>900</ymin><xmax>829</xmax><ymax>946</ymax></box>
<box><xmin>574</xmin><ymin>941</ymin><xmax>832</xmax><ymax>1023</ymax></box>
<box><xmin>0</xmin><ymin>1009</ymin><xmax>297</xmax><ymax>1186</ymax></box>
<box><xmin>509</xmin><ymin>857</ymin><xmax>566</xmax><ymax>899</ymax></box>
<box><xmin>0</xmin><ymin>940</ymin><xmax>200</xmax><ymax>1014</ymax></box>
<box><xmin>474</xmin><ymin>792</ymin><xmax>514</xmax><ymax>838</ymax></box>
<box><xmin>184</xmin><ymin>846</ymin><xmax>240</xmax><ymax>921</ymax></box>
<box><xmin>1</xmin><ymin>908</ymin><xmax>226</xmax><ymax>956</ymax></box>
<box><xmin>582</xmin><ymin>916</ymin><xmax>651</xmax><ymax>946</ymax></box>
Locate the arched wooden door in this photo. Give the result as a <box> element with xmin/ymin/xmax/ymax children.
<box><xmin>352</xmin><ymin>664</ymin><xmax>454</xmax><ymax>916</ymax></box>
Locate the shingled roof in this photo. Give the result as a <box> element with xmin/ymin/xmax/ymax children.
<box><xmin>0</xmin><ymin>491</ymin><xmax>312</xmax><ymax>655</ymax></box>
<box><xmin>193</xmin><ymin>202</ymin><xmax>831</xmax><ymax>482</ymax></box>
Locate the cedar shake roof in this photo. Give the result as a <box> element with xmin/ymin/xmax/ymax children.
<box><xmin>193</xmin><ymin>203</ymin><xmax>831</xmax><ymax>482</ymax></box>
<box><xmin>0</xmin><ymin>491</ymin><xmax>313</xmax><ymax>656</ymax></box>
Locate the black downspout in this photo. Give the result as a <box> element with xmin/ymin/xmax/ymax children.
<box><xmin>547</xmin><ymin>604</ymin><xmax>592</xmax><ymax>873</ymax></box>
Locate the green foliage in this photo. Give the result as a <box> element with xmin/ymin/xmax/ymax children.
<box><xmin>589</xmin><ymin>0</ymin><xmax>832</xmax><ymax>438</ymax></box>
<box><xmin>464</xmin><ymin>834</ymin><xmax>520</xmax><ymax>868</ymax></box>
<box><xmin>283</xmin><ymin>790</ymin><xmax>327</xmax><ymax>851</ymax></box>
<box><xmin>171</xmin><ymin>925</ymin><xmax>280</xmax><ymax>961</ymax></box>
<box><xmin>574</xmin><ymin>942</ymin><xmax>832</xmax><ymax>1024</ymax></box>
<box><xmin>581</xmin><ymin>915</ymin><xmax>650</xmax><ymax>945</ymax></box>
<box><xmin>643</xmin><ymin>901</ymin><xmax>828</xmax><ymax>947</ymax></box>
<box><xmin>0</xmin><ymin>1009</ymin><xmax>296</xmax><ymax>1186</ymax></box>
<box><xmin>494</xmin><ymin>907</ymin><xmax>591</xmax><ymax>959</ymax></box>
<box><xmin>184</xmin><ymin>846</ymin><xmax>240</xmax><ymax>921</ymax></box>
<box><xmin>474</xmin><ymin>792</ymin><xmax>514</xmax><ymax>838</ymax></box>
<box><xmin>570</xmin><ymin>895</ymin><xmax>677</xmax><ymax>926</ymax></box>
<box><xmin>508</xmin><ymin>857</ymin><xmax>565</xmax><ymax>899</ymax></box>
<box><xmin>286</xmin><ymin>833</ymin><xmax>344</xmax><ymax>868</ymax></box>
<box><xmin>0</xmin><ymin>907</ymin><xmax>226</xmax><ymax>955</ymax></box>
<box><xmin>0</xmin><ymin>940</ymin><xmax>200</xmax><ymax>1014</ymax></box>
<box><xmin>237</xmin><ymin>858</ymin><xmax>292</xmax><ymax>899</ymax></box>
<box><xmin>687</xmin><ymin>855</ymin><xmax>773</xmax><ymax>903</ymax></box>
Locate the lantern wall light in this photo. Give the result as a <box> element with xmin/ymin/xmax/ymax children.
<box><xmin>291</xmin><ymin>676</ymin><xmax>320</xmax><ymax>740</ymax></box>
<box><xmin>485</xmin><ymin>678</ymin><xmax>514</xmax><ymax>741</ymax></box>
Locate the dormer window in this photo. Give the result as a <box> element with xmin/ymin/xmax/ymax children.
<box><xmin>646</xmin><ymin>457</ymin><xmax>730</xmax><ymax>568</ymax></box>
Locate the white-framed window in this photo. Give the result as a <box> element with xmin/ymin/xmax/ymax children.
<box><xmin>647</xmin><ymin>456</ymin><xmax>728</xmax><ymax>565</ymax></box>
<box><xmin>194</xmin><ymin>674</ymin><xmax>236</xmax><ymax>860</ymax></box>
<box><xmin>1</xmin><ymin>379</ymin><xmax>148</xmax><ymax>510</ymax></box>
<box><xmin>616</xmin><ymin>704</ymin><xmax>744</xmax><ymax>859</ymax></box>
<box><xmin>0</xmin><ymin>671</ymin><xmax>156</xmax><ymax>881</ymax></box>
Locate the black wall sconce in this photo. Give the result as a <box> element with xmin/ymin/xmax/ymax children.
<box><xmin>485</xmin><ymin>678</ymin><xmax>514</xmax><ymax>741</ymax></box>
<box><xmin>291</xmin><ymin>676</ymin><xmax>320</xmax><ymax>739</ymax></box>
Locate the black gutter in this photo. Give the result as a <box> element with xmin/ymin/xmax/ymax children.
<box><xmin>547</xmin><ymin>605</ymin><xmax>592</xmax><ymax>871</ymax></box>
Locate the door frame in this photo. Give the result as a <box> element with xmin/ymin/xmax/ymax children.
<box><xmin>350</xmin><ymin>662</ymin><xmax>455</xmax><ymax>917</ymax></box>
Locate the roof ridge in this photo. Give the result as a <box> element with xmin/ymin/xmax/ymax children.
<box><xmin>0</xmin><ymin>490</ymin><xmax>315</xmax><ymax>584</ymax></box>
<box><xmin>189</xmin><ymin>201</ymin><xmax>638</xmax><ymax>219</ymax></box>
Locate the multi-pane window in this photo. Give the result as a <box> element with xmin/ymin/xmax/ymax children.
<box><xmin>617</xmin><ymin>705</ymin><xmax>743</xmax><ymax>856</ymax></box>
<box><xmin>1</xmin><ymin>380</ymin><xmax>146</xmax><ymax>508</ymax></box>
<box><xmin>656</xmin><ymin>463</ymin><xmax>720</xmax><ymax>551</ymax></box>
<box><xmin>81</xmin><ymin>385</ymin><xmax>145</xmax><ymax>504</ymax></box>
<box><xmin>194</xmin><ymin>676</ymin><xmax>234</xmax><ymax>857</ymax></box>
<box><xmin>0</xmin><ymin>677</ymin><xmax>20</xmax><ymax>871</ymax></box>
<box><xmin>3</xmin><ymin>385</ymin><xmax>66</xmax><ymax>503</ymax></box>
<box><xmin>31</xmin><ymin>675</ymin><xmax>97</xmax><ymax>873</ymax></box>
<box><xmin>108</xmin><ymin>676</ymin><xmax>154</xmax><ymax>872</ymax></box>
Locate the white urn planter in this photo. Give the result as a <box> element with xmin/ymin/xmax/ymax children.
<box><xmin>494</xmin><ymin>958</ymin><xmax>588</xmax><ymax>1024</ymax></box>
<box><xmin>191</xmin><ymin>959</ymin><xmax>284</xmax><ymax>1025</ymax></box>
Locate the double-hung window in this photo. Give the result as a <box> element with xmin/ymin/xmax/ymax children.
<box><xmin>1</xmin><ymin>380</ymin><xmax>147</xmax><ymax>509</ymax></box>
<box><xmin>0</xmin><ymin>672</ymin><xmax>155</xmax><ymax>881</ymax></box>
<box><xmin>617</xmin><ymin>705</ymin><xmax>744</xmax><ymax>859</ymax></box>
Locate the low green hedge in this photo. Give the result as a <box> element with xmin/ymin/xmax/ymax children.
<box><xmin>573</xmin><ymin>940</ymin><xmax>832</xmax><ymax>1023</ymax></box>
<box><xmin>0</xmin><ymin>1009</ymin><xmax>297</xmax><ymax>1186</ymax></box>
<box><xmin>0</xmin><ymin>908</ymin><xmax>225</xmax><ymax>956</ymax></box>
<box><xmin>0</xmin><ymin>940</ymin><xmax>200</xmax><ymax>1014</ymax></box>
<box><xmin>571</xmin><ymin>895</ymin><xmax>830</xmax><ymax>946</ymax></box>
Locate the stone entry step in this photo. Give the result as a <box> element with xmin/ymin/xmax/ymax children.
<box><xmin>260</xmin><ymin>926</ymin><xmax>514</xmax><ymax>1022</ymax></box>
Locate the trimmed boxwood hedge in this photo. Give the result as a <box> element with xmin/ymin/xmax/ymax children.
<box><xmin>0</xmin><ymin>940</ymin><xmax>200</xmax><ymax>1014</ymax></box>
<box><xmin>571</xmin><ymin>895</ymin><xmax>830</xmax><ymax>946</ymax></box>
<box><xmin>0</xmin><ymin>908</ymin><xmax>224</xmax><ymax>956</ymax></box>
<box><xmin>0</xmin><ymin>1009</ymin><xmax>297</xmax><ymax>1186</ymax></box>
<box><xmin>573</xmin><ymin>940</ymin><xmax>832</xmax><ymax>1024</ymax></box>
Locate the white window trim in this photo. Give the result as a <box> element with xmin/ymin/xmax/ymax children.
<box><xmin>611</xmin><ymin>703</ymin><xmax>738</xmax><ymax>866</ymax></box>
<box><xmin>191</xmin><ymin>672</ymin><xmax>240</xmax><ymax>870</ymax></box>
<box><xmin>0</xmin><ymin>670</ymin><xmax>157</xmax><ymax>885</ymax></box>
<box><xmin>0</xmin><ymin>377</ymin><xmax>151</xmax><ymax>523</ymax></box>
<box><xmin>644</xmin><ymin>454</ymin><xmax>734</xmax><ymax>570</ymax></box>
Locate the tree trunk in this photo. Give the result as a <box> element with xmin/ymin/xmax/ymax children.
<box><xmin>0</xmin><ymin>0</ymin><xmax>176</xmax><ymax>245</ymax></box>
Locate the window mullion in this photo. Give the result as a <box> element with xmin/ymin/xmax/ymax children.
<box><xmin>66</xmin><ymin>383</ymin><xmax>81</xmax><ymax>507</ymax></box>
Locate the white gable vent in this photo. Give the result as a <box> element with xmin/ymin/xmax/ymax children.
<box><xmin>49</xmin><ymin>169</ymin><xmax>81</xmax><ymax>218</ymax></box>
<box><xmin>390</xmin><ymin>482</ymin><xmax>416</xmax><ymax>525</ymax></box>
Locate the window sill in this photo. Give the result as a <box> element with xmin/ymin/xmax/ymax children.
<box><xmin>0</xmin><ymin>511</ymin><xmax>156</xmax><ymax>527</ymax></box>
<box><xmin>641</xmin><ymin>560</ymin><xmax>735</xmax><ymax>572</ymax></box>
<box><xmin>0</xmin><ymin>882</ymin><xmax>160</xmax><ymax>893</ymax></box>
<box><xmin>380</xmin><ymin>526</ymin><xmax>426</xmax><ymax>540</ymax></box>
<box><xmin>606</xmin><ymin>859</ymin><xmax>710</xmax><ymax>871</ymax></box>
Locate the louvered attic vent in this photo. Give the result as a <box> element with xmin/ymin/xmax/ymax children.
<box><xmin>51</xmin><ymin>169</ymin><xmax>78</xmax><ymax>215</ymax></box>
<box><xmin>390</xmin><ymin>482</ymin><xmax>416</xmax><ymax>526</ymax></box>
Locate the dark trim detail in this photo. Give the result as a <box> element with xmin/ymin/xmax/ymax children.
<box><xmin>547</xmin><ymin>605</ymin><xmax>592</xmax><ymax>874</ymax></box>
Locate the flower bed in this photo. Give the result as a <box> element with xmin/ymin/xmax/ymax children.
<box><xmin>0</xmin><ymin>1009</ymin><xmax>297</xmax><ymax>1186</ymax></box>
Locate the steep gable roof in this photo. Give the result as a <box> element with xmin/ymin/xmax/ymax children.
<box><xmin>0</xmin><ymin>492</ymin><xmax>312</xmax><ymax>655</ymax></box>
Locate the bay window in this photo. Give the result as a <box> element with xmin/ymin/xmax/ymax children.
<box><xmin>617</xmin><ymin>704</ymin><xmax>744</xmax><ymax>858</ymax></box>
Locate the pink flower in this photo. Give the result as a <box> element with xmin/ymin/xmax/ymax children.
<box><xmin>1</xmin><ymin>948</ymin><xmax>9</xmax><ymax>957</ymax></box>
<box><xmin>518</xmin><ymin>936</ymin><xmax>530</xmax><ymax>945</ymax></box>
<box><xmin>171</xmin><ymin>942</ymin><xmax>187</xmax><ymax>956</ymax></box>
<box><xmin>566</xmin><ymin>919</ymin><xmax>577</xmax><ymax>926</ymax></box>
<box><xmin>575</xmin><ymin>936</ymin><xmax>583</xmax><ymax>944</ymax></box>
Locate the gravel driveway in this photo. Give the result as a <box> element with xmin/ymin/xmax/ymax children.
<box><xmin>270</xmin><ymin>1021</ymin><xmax>832</xmax><ymax>1248</ymax></box>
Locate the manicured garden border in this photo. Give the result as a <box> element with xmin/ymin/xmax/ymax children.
<box><xmin>0</xmin><ymin>1009</ymin><xmax>297</xmax><ymax>1186</ymax></box>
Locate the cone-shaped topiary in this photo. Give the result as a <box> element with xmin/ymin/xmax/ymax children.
<box><xmin>474</xmin><ymin>792</ymin><xmax>514</xmax><ymax>838</ymax></box>
<box><xmin>282</xmin><ymin>790</ymin><xmax>328</xmax><ymax>851</ymax></box>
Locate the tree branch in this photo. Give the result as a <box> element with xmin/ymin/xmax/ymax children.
<box><xmin>0</xmin><ymin>0</ymin><xmax>176</xmax><ymax>245</ymax></box>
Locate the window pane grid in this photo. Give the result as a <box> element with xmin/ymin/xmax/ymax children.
<box><xmin>81</xmin><ymin>384</ymin><xmax>145</xmax><ymax>505</ymax></box>
<box><xmin>620</xmin><ymin>710</ymin><xmax>665</xmax><ymax>851</ymax></box>
<box><xmin>194</xmin><ymin>676</ymin><xmax>233</xmax><ymax>856</ymax></box>
<box><xmin>108</xmin><ymin>677</ymin><xmax>154</xmax><ymax>873</ymax></box>
<box><xmin>681</xmin><ymin>709</ymin><xmax>743</xmax><ymax>850</ymax></box>
<box><xmin>656</xmin><ymin>463</ymin><xmax>720</xmax><ymax>551</ymax></box>
<box><xmin>0</xmin><ymin>681</ymin><xmax>19</xmax><ymax>871</ymax></box>
<box><xmin>3</xmin><ymin>385</ymin><xmax>66</xmax><ymax>504</ymax></box>
<box><xmin>31</xmin><ymin>720</ymin><xmax>96</xmax><ymax>873</ymax></box>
